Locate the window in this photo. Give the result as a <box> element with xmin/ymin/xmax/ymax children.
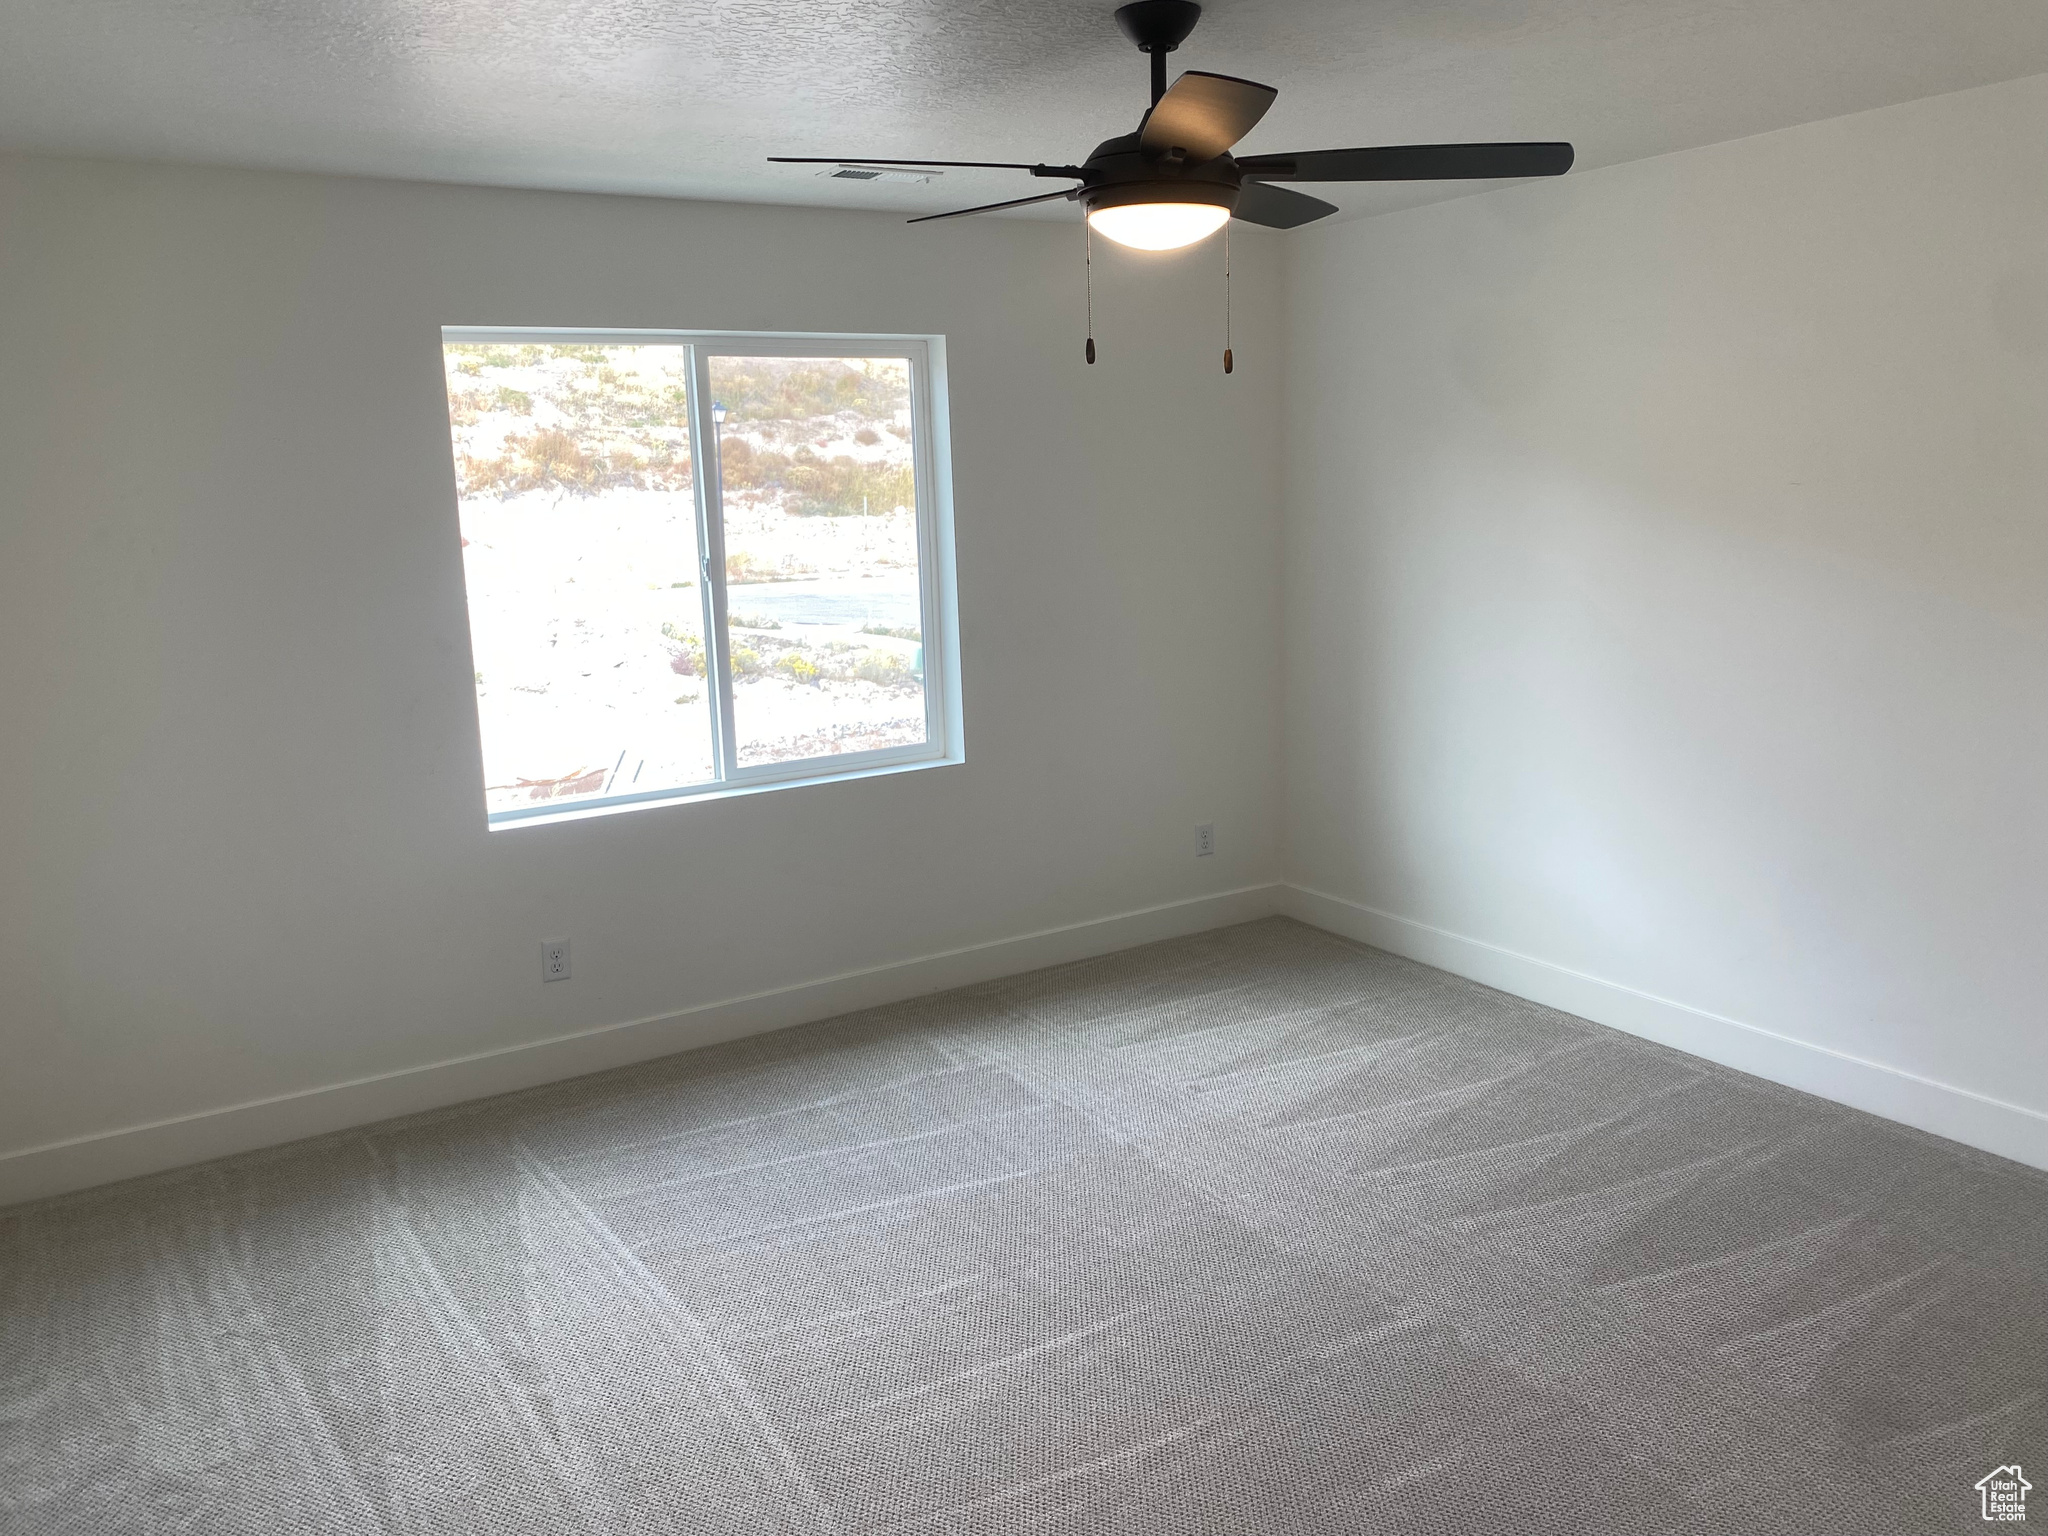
<box><xmin>442</xmin><ymin>330</ymin><xmax>959</xmax><ymax>828</ymax></box>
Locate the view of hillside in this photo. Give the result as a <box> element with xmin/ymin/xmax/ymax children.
<box><xmin>445</xmin><ymin>343</ymin><xmax>929</xmax><ymax>814</ymax></box>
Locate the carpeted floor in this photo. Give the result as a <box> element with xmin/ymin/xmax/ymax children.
<box><xmin>2</xmin><ymin>917</ymin><xmax>2042</xmax><ymax>1534</ymax></box>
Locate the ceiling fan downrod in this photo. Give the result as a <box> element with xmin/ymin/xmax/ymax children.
<box><xmin>1114</xmin><ymin>0</ymin><xmax>1203</xmax><ymax>105</ymax></box>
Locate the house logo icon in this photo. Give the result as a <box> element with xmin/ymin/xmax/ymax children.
<box><xmin>1977</xmin><ymin>1466</ymin><xmax>2030</xmax><ymax>1522</ymax></box>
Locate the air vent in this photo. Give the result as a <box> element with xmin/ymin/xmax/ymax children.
<box><xmin>819</xmin><ymin>166</ymin><xmax>941</xmax><ymax>184</ymax></box>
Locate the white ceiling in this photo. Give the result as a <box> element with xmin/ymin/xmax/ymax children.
<box><xmin>3</xmin><ymin>0</ymin><xmax>2045</xmax><ymax>225</ymax></box>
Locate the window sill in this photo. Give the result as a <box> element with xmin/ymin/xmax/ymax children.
<box><xmin>484</xmin><ymin>747</ymin><xmax>962</xmax><ymax>832</ymax></box>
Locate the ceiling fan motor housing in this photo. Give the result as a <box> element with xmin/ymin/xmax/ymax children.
<box><xmin>1079</xmin><ymin>131</ymin><xmax>1240</xmax><ymax>219</ymax></box>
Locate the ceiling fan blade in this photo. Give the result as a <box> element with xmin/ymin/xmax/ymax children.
<box><xmin>1139</xmin><ymin>71</ymin><xmax>1279</xmax><ymax>161</ymax></box>
<box><xmin>770</xmin><ymin>157</ymin><xmax>1086</xmax><ymax>177</ymax></box>
<box><xmin>1231</xmin><ymin>180</ymin><xmax>1338</xmax><ymax>230</ymax></box>
<box><xmin>1237</xmin><ymin>142</ymin><xmax>1575</xmax><ymax>181</ymax></box>
<box><xmin>906</xmin><ymin>190</ymin><xmax>1077</xmax><ymax>224</ymax></box>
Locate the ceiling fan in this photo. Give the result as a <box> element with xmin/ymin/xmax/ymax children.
<box><xmin>771</xmin><ymin>0</ymin><xmax>1574</xmax><ymax>253</ymax></box>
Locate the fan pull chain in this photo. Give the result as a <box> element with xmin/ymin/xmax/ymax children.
<box><xmin>1085</xmin><ymin>222</ymin><xmax>1097</xmax><ymax>365</ymax></box>
<box><xmin>1222</xmin><ymin>221</ymin><xmax>1234</xmax><ymax>375</ymax></box>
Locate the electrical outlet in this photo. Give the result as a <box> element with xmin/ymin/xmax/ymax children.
<box><xmin>541</xmin><ymin>939</ymin><xmax>571</xmax><ymax>982</ymax></box>
<box><xmin>1196</xmin><ymin>823</ymin><xmax>1215</xmax><ymax>858</ymax></box>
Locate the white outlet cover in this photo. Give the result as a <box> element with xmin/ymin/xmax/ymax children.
<box><xmin>1196</xmin><ymin>823</ymin><xmax>1215</xmax><ymax>857</ymax></box>
<box><xmin>542</xmin><ymin>939</ymin><xmax>571</xmax><ymax>982</ymax></box>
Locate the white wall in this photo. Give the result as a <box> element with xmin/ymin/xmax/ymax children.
<box><xmin>12</xmin><ymin>68</ymin><xmax>2044</xmax><ymax>1200</ymax></box>
<box><xmin>0</xmin><ymin>155</ymin><xmax>1286</xmax><ymax>1197</ymax></box>
<box><xmin>1283</xmin><ymin>73</ymin><xmax>2048</xmax><ymax>1166</ymax></box>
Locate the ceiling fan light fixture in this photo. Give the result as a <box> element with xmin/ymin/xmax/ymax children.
<box><xmin>769</xmin><ymin>2</ymin><xmax>1576</xmax><ymax>276</ymax></box>
<box><xmin>1086</xmin><ymin>200</ymin><xmax>1231</xmax><ymax>251</ymax></box>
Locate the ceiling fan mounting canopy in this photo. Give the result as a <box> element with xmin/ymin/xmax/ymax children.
<box><xmin>767</xmin><ymin>2</ymin><xmax>1574</xmax><ymax>247</ymax></box>
<box><xmin>1115</xmin><ymin>0</ymin><xmax>1203</xmax><ymax>56</ymax></box>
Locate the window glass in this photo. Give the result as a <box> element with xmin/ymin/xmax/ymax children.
<box><xmin>441</xmin><ymin>332</ymin><xmax>954</xmax><ymax>827</ymax></box>
<box><xmin>445</xmin><ymin>343</ymin><xmax>714</xmax><ymax>815</ymax></box>
<box><xmin>708</xmin><ymin>355</ymin><xmax>930</xmax><ymax>768</ymax></box>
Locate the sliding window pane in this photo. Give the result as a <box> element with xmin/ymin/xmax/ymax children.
<box><xmin>708</xmin><ymin>355</ymin><xmax>929</xmax><ymax>768</ymax></box>
<box><xmin>445</xmin><ymin>342</ymin><xmax>715</xmax><ymax>816</ymax></box>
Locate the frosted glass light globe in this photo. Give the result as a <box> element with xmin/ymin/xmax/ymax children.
<box><xmin>1086</xmin><ymin>202</ymin><xmax>1231</xmax><ymax>252</ymax></box>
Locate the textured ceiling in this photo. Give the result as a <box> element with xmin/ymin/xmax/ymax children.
<box><xmin>2</xmin><ymin>0</ymin><xmax>2045</xmax><ymax>224</ymax></box>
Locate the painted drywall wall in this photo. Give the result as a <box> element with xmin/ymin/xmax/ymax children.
<box><xmin>1282</xmin><ymin>73</ymin><xmax>2048</xmax><ymax>1159</ymax></box>
<box><xmin>0</xmin><ymin>154</ymin><xmax>1285</xmax><ymax>1184</ymax></box>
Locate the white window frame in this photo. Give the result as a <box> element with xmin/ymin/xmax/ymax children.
<box><xmin>443</xmin><ymin>327</ymin><xmax>964</xmax><ymax>830</ymax></box>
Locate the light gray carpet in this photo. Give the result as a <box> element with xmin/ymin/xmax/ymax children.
<box><xmin>3</xmin><ymin>918</ymin><xmax>2042</xmax><ymax>1535</ymax></box>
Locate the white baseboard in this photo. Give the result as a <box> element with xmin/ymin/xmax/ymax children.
<box><xmin>1282</xmin><ymin>884</ymin><xmax>2048</xmax><ymax>1172</ymax></box>
<box><xmin>17</xmin><ymin>877</ymin><xmax>2038</xmax><ymax>1205</ymax></box>
<box><xmin>0</xmin><ymin>883</ymin><xmax>1286</xmax><ymax>1207</ymax></box>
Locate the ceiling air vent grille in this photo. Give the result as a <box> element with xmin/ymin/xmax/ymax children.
<box><xmin>820</xmin><ymin>166</ymin><xmax>941</xmax><ymax>184</ymax></box>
